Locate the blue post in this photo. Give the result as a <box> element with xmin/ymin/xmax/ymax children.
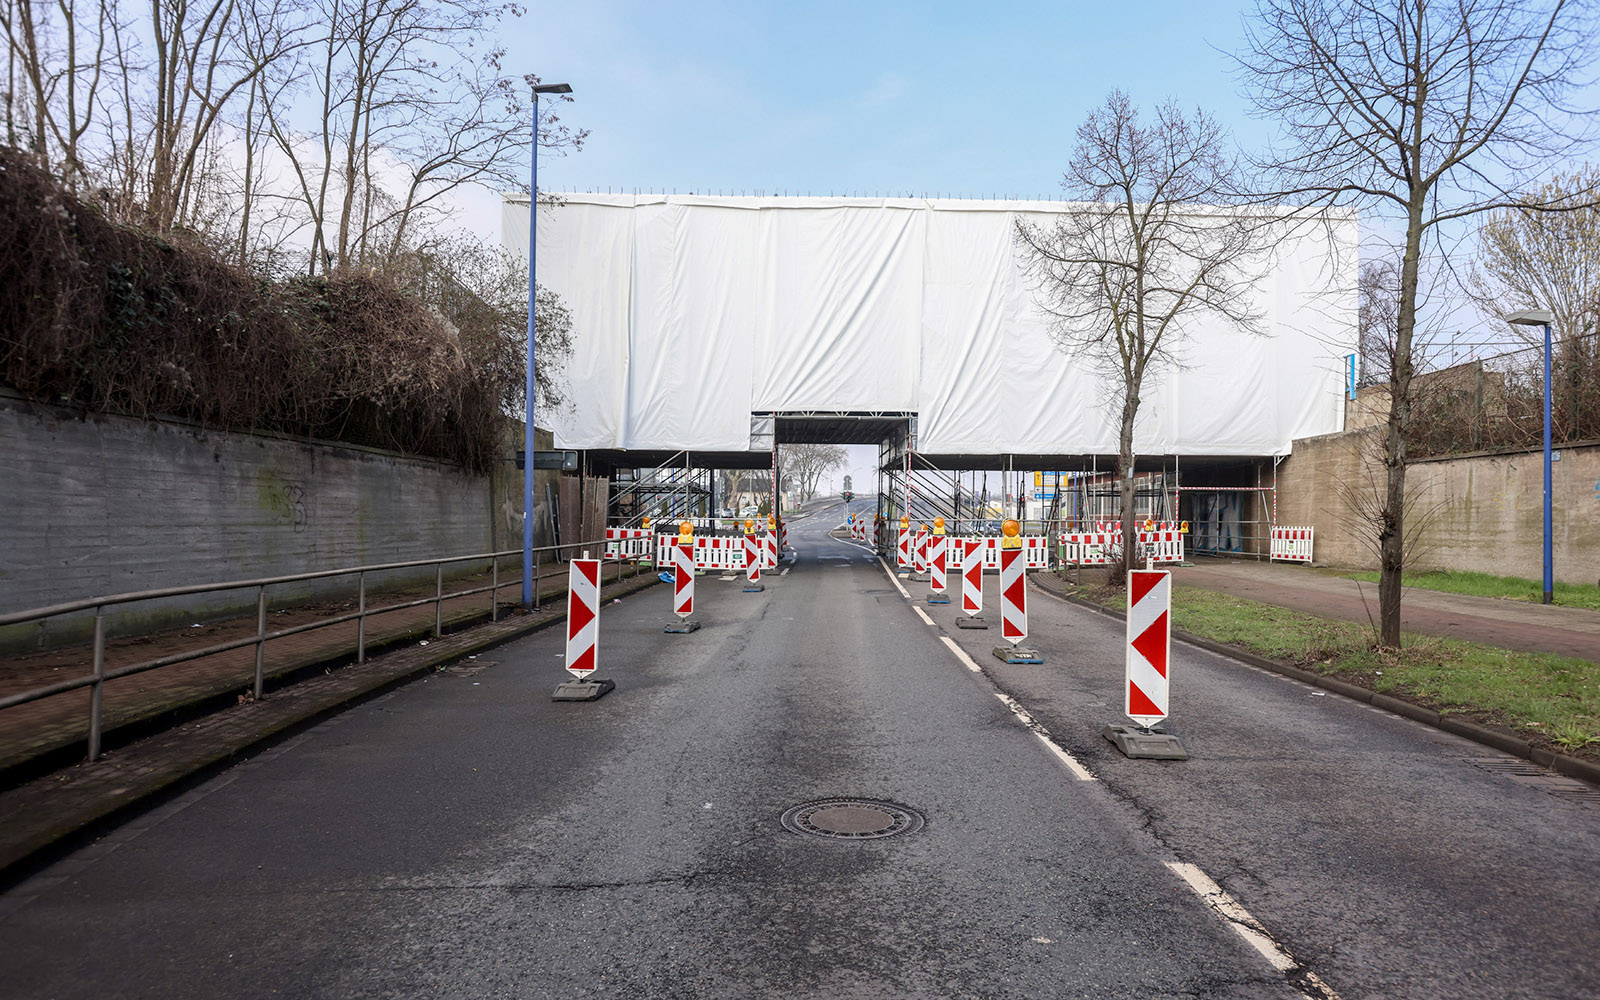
<box><xmin>1347</xmin><ymin>353</ymin><xmax>1357</xmax><ymax>400</ymax></box>
<box><xmin>522</xmin><ymin>93</ymin><xmax>540</xmax><ymax>607</ymax></box>
<box><xmin>1543</xmin><ymin>321</ymin><xmax>1553</xmax><ymax>604</ymax></box>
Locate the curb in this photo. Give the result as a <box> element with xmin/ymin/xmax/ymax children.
<box><xmin>1031</xmin><ymin>575</ymin><xmax>1600</xmax><ymax>788</ymax></box>
<box><xmin>0</xmin><ymin>573</ymin><xmax>660</xmax><ymax>886</ymax></box>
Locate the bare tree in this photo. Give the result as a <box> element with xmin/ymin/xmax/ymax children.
<box><xmin>1017</xmin><ymin>90</ymin><xmax>1270</xmax><ymax>578</ymax></box>
<box><xmin>1</xmin><ymin>0</ymin><xmax>115</xmax><ymax>186</ymax></box>
<box><xmin>780</xmin><ymin>443</ymin><xmax>846</xmax><ymax>503</ymax></box>
<box><xmin>1237</xmin><ymin>0</ymin><xmax>1599</xmax><ymax>645</ymax></box>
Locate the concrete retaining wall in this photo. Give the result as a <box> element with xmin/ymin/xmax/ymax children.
<box><xmin>0</xmin><ymin>393</ymin><xmax>555</xmax><ymax>652</ymax></box>
<box><xmin>1277</xmin><ymin>427</ymin><xmax>1600</xmax><ymax>585</ymax></box>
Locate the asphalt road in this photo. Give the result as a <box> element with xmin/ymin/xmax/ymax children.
<box><xmin>2</xmin><ymin>502</ymin><xmax>1597</xmax><ymax>999</ymax></box>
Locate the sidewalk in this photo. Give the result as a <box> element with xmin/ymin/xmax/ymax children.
<box><xmin>1169</xmin><ymin>560</ymin><xmax>1600</xmax><ymax>662</ymax></box>
<box><xmin>0</xmin><ymin>560</ymin><xmax>648</xmax><ymax>783</ymax></box>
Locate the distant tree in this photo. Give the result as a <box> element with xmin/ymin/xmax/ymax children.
<box><xmin>781</xmin><ymin>443</ymin><xmax>846</xmax><ymax>502</ymax></box>
<box><xmin>1237</xmin><ymin>0</ymin><xmax>1600</xmax><ymax>646</ymax></box>
<box><xmin>1016</xmin><ymin>90</ymin><xmax>1270</xmax><ymax>580</ymax></box>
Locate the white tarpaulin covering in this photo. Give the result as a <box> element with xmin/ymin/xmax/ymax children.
<box><xmin>504</xmin><ymin>194</ymin><xmax>1356</xmax><ymax>456</ymax></box>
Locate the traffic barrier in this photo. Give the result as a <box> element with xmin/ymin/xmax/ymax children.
<box><xmin>913</xmin><ymin>524</ymin><xmax>930</xmax><ymax>576</ymax></box>
<box><xmin>1101</xmin><ymin>568</ymin><xmax>1187</xmax><ymax>758</ymax></box>
<box><xmin>897</xmin><ymin>519</ymin><xmax>911</xmax><ymax>568</ymax></box>
<box><xmin>1060</xmin><ymin>529</ymin><xmax>1183</xmax><ymax>566</ymax></box>
<box><xmin>928</xmin><ymin>519</ymin><xmax>950</xmax><ymax>604</ymax></box>
<box><xmin>1270</xmin><ymin>526</ymin><xmax>1315</xmax><ymax>563</ymax></box>
<box><xmin>992</xmin><ymin>521</ymin><xmax>1041</xmax><ymax>663</ymax></box>
<box><xmin>551</xmin><ymin>556</ymin><xmax>613</xmax><ymax>701</ymax></box>
<box><xmin>946</xmin><ymin>535</ymin><xmax>1050</xmax><ymax>571</ymax></box>
<box><xmin>664</xmin><ymin>531</ymin><xmax>701</xmax><ymax>633</ymax></box>
<box><xmin>764</xmin><ymin>518</ymin><xmax>779</xmax><ymax>569</ymax></box>
<box><xmin>743</xmin><ymin>521</ymin><xmax>764</xmax><ymax>592</ymax></box>
<box><xmin>603</xmin><ymin>527</ymin><xmax>653</xmax><ymax>561</ymax></box>
<box><xmin>957</xmin><ymin>537</ymin><xmax>987</xmax><ymax>628</ymax></box>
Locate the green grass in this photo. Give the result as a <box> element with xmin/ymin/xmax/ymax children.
<box><xmin>1341</xmin><ymin>568</ymin><xmax>1600</xmax><ymax>611</ymax></box>
<box><xmin>1147</xmin><ymin>586</ymin><xmax>1600</xmax><ymax>754</ymax></box>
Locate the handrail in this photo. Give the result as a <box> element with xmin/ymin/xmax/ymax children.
<box><xmin>0</xmin><ymin>541</ymin><xmax>584</xmax><ymax>627</ymax></box>
<box><xmin>0</xmin><ymin>535</ymin><xmax>641</xmax><ymax>763</ymax></box>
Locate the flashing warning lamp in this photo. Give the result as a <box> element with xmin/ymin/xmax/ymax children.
<box><xmin>641</xmin><ymin>516</ymin><xmax>652</xmax><ymax>531</ymax></box>
<box><xmin>679</xmin><ymin>521</ymin><xmax>694</xmax><ymax>540</ymax></box>
<box><xmin>744</xmin><ymin>518</ymin><xmax>755</xmax><ymax>533</ymax></box>
<box><xmin>920</xmin><ymin>523</ymin><xmax>931</xmax><ymax>534</ymax></box>
<box><xmin>1180</xmin><ymin>520</ymin><xmax>1190</xmax><ymax>534</ymax></box>
<box><xmin>768</xmin><ymin>516</ymin><xmax>776</xmax><ymax>531</ymax></box>
<box><xmin>900</xmin><ymin>516</ymin><xmax>909</xmax><ymax>529</ymax></box>
<box><xmin>933</xmin><ymin>516</ymin><xmax>945</xmax><ymax>534</ymax></box>
<box><xmin>1144</xmin><ymin>519</ymin><xmax>1155</xmax><ymax>532</ymax></box>
<box><xmin>1001</xmin><ymin>518</ymin><xmax>1022</xmax><ymax>549</ymax></box>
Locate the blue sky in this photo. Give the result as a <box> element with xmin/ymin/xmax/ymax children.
<box><xmin>516</xmin><ymin>1</ymin><xmax>1269</xmax><ymax>199</ymax></box>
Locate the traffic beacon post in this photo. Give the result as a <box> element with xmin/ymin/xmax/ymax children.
<box><xmin>927</xmin><ymin>517</ymin><xmax>951</xmax><ymax>605</ymax></box>
<box><xmin>664</xmin><ymin>521</ymin><xmax>701</xmax><ymax>634</ymax></box>
<box><xmin>956</xmin><ymin>535</ymin><xmax>987</xmax><ymax>629</ymax></box>
<box><xmin>896</xmin><ymin>516</ymin><xmax>912</xmax><ymax>574</ymax></box>
<box><xmin>1102</xmin><ymin>568</ymin><xmax>1188</xmax><ymax>759</ymax></box>
<box><xmin>911</xmin><ymin>522</ymin><xmax>930</xmax><ymax>581</ymax></box>
<box><xmin>639</xmin><ymin>516</ymin><xmax>654</xmax><ymax>567</ymax></box>
<box><xmin>552</xmin><ymin>549</ymin><xmax>615</xmax><ymax>702</ymax></box>
<box><xmin>991</xmin><ymin>519</ymin><xmax>1042</xmax><ymax>663</ymax></box>
<box><xmin>742</xmin><ymin>518</ymin><xmax>764</xmax><ymax>593</ymax></box>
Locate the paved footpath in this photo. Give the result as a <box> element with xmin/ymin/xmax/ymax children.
<box><xmin>1169</xmin><ymin>561</ymin><xmax>1600</xmax><ymax>662</ymax></box>
<box><xmin>2</xmin><ymin>503</ymin><xmax>1596</xmax><ymax>999</ymax></box>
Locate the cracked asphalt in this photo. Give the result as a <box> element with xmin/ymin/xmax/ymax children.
<box><xmin>2</xmin><ymin>501</ymin><xmax>1597</xmax><ymax>999</ymax></box>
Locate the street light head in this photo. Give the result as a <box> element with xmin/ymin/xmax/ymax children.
<box><xmin>532</xmin><ymin>82</ymin><xmax>573</xmax><ymax>95</ymax></box>
<box><xmin>1503</xmin><ymin>309</ymin><xmax>1554</xmax><ymax>326</ymax></box>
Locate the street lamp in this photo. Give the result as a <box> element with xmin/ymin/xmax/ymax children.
<box><xmin>525</xmin><ymin>81</ymin><xmax>572</xmax><ymax>607</ymax></box>
<box><xmin>1503</xmin><ymin>308</ymin><xmax>1556</xmax><ymax>604</ymax></box>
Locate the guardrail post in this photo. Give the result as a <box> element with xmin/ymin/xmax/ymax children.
<box><xmin>88</xmin><ymin>606</ymin><xmax>105</xmax><ymax>762</ymax></box>
<box><xmin>435</xmin><ymin>564</ymin><xmax>443</xmax><ymax>637</ymax></box>
<box><xmin>358</xmin><ymin>572</ymin><xmax>367</xmax><ymax>664</ymax></box>
<box><xmin>254</xmin><ymin>586</ymin><xmax>266</xmax><ymax>700</ymax></box>
<box><xmin>491</xmin><ymin>557</ymin><xmax>499</xmax><ymax>623</ymax></box>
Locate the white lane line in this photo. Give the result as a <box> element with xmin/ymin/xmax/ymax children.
<box><xmin>1165</xmin><ymin>862</ymin><xmax>1341</xmax><ymax>1000</ymax></box>
<box><xmin>939</xmin><ymin>636</ymin><xmax>982</xmax><ymax>673</ymax></box>
<box><xmin>989</xmin><ymin>690</ymin><xmax>1096</xmax><ymax>782</ymax></box>
<box><xmin>912</xmin><ymin>605</ymin><xmax>935</xmax><ymax>626</ymax></box>
<box><xmin>878</xmin><ymin>558</ymin><xmax>911</xmax><ymax>599</ymax></box>
<box><xmin>780</xmin><ymin>567</ymin><xmax>791</xmax><ymax>576</ymax></box>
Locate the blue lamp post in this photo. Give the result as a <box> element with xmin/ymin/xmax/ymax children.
<box><xmin>525</xmin><ymin>81</ymin><xmax>572</xmax><ymax>607</ymax></box>
<box><xmin>1504</xmin><ymin>308</ymin><xmax>1556</xmax><ymax>604</ymax></box>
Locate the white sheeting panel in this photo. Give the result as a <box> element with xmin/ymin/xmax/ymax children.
<box><xmin>504</xmin><ymin>194</ymin><xmax>1356</xmax><ymax>456</ymax></box>
<box><xmin>753</xmin><ymin>205</ymin><xmax>924</xmax><ymax>412</ymax></box>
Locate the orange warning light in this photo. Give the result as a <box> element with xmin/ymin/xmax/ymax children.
<box><xmin>1180</xmin><ymin>520</ymin><xmax>1189</xmax><ymax>533</ymax></box>
<box><xmin>744</xmin><ymin>518</ymin><xmax>755</xmax><ymax>533</ymax></box>
<box><xmin>900</xmin><ymin>516</ymin><xmax>909</xmax><ymax>529</ymax></box>
<box><xmin>679</xmin><ymin>521</ymin><xmax>694</xmax><ymax>538</ymax></box>
<box><xmin>1144</xmin><ymin>519</ymin><xmax>1155</xmax><ymax>532</ymax></box>
<box><xmin>768</xmin><ymin>516</ymin><xmax>776</xmax><ymax>530</ymax></box>
<box><xmin>933</xmin><ymin>517</ymin><xmax>945</xmax><ymax>533</ymax></box>
<box><xmin>1002</xmin><ymin>519</ymin><xmax>1020</xmax><ymax>538</ymax></box>
<box><xmin>642</xmin><ymin>516</ymin><xmax>652</xmax><ymax>530</ymax></box>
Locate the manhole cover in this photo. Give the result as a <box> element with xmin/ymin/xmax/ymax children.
<box><xmin>780</xmin><ymin>798</ymin><xmax>925</xmax><ymax>840</ymax></box>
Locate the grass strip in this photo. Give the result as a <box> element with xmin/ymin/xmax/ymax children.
<box><xmin>1099</xmin><ymin>584</ymin><xmax>1599</xmax><ymax>756</ymax></box>
<box><xmin>1339</xmin><ymin>568</ymin><xmax>1600</xmax><ymax>611</ymax></box>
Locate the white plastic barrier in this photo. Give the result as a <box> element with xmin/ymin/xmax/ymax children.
<box><xmin>1061</xmin><ymin>529</ymin><xmax>1184</xmax><ymax>566</ymax></box>
<box><xmin>1269</xmin><ymin>526</ymin><xmax>1315</xmax><ymax>563</ymax></box>
<box><xmin>947</xmin><ymin>536</ymin><xmax>1051</xmax><ymax>571</ymax></box>
<box><xmin>604</xmin><ymin>527</ymin><xmax>654</xmax><ymax>561</ymax></box>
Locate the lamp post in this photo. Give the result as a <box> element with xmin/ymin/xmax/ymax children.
<box><xmin>1504</xmin><ymin>308</ymin><xmax>1556</xmax><ymax>604</ymax></box>
<box><xmin>525</xmin><ymin>81</ymin><xmax>572</xmax><ymax>607</ymax></box>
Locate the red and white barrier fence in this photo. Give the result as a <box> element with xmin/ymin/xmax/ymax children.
<box><xmin>1061</xmin><ymin>529</ymin><xmax>1184</xmax><ymax>566</ymax></box>
<box><xmin>946</xmin><ymin>536</ymin><xmax>1051</xmax><ymax>571</ymax></box>
<box><xmin>1269</xmin><ymin>526</ymin><xmax>1314</xmax><ymax>564</ymax></box>
<box><xmin>603</xmin><ymin>527</ymin><xmax>654</xmax><ymax>561</ymax></box>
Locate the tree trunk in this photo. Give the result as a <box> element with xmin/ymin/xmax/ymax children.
<box><xmin>1378</xmin><ymin>198</ymin><xmax>1426</xmax><ymax>647</ymax></box>
<box><xmin>1118</xmin><ymin>391</ymin><xmax>1139</xmax><ymax>580</ymax></box>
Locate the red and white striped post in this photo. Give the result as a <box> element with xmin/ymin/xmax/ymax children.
<box><xmin>956</xmin><ymin>536</ymin><xmax>987</xmax><ymax>629</ymax></box>
<box><xmin>992</xmin><ymin>519</ymin><xmax>1041</xmax><ymax>663</ymax></box>
<box><xmin>1101</xmin><ymin>568</ymin><xmax>1187</xmax><ymax>758</ymax></box>
<box><xmin>552</xmin><ymin>552</ymin><xmax>613</xmax><ymax>700</ymax></box>
<box><xmin>743</xmin><ymin>518</ymin><xmax>764</xmax><ymax>593</ymax></box>
<box><xmin>765</xmin><ymin>516</ymin><xmax>779</xmax><ymax>569</ymax></box>
<box><xmin>897</xmin><ymin>516</ymin><xmax>911</xmax><ymax>570</ymax></box>
<box><xmin>912</xmin><ymin>523</ymin><xmax>930</xmax><ymax>579</ymax></box>
<box><xmin>665</xmin><ymin>522</ymin><xmax>700</xmax><ymax>633</ymax></box>
<box><xmin>927</xmin><ymin>517</ymin><xmax>950</xmax><ymax>604</ymax></box>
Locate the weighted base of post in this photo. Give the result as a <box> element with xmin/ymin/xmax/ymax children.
<box><xmin>552</xmin><ymin>678</ymin><xmax>615</xmax><ymax>702</ymax></box>
<box><xmin>910</xmin><ymin>572</ymin><xmax>928</xmax><ymax>582</ymax></box>
<box><xmin>991</xmin><ymin>645</ymin><xmax>1042</xmax><ymax>664</ymax></box>
<box><xmin>743</xmin><ymin>582</ymin><xmax>765</xmax><ymax>593</ymax></box>
<box><xmin>956</xmin><ymin>615</ymin><xmax>988</xmax><ymax>629</ymax></box>
<box><xmin>663</xmin><ymin>619</ymin><xmax>701</xmax><ymax>634</ymax></box>
<box><xmin>926</xmin><ymin>593</ymin><xmax>950</xmax><ymax>605</ymax></box>
<box><xmin>1101</xmin><ymin>724</ymin><xmax>1188</xmax><ymax>760</ymax></box>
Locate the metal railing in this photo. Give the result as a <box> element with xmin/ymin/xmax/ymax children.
<box><xmin>0</xmin><ymin>537</ymin><xmax>639</xmax><ymax>762</ymax></box>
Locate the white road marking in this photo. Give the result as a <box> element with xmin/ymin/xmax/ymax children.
<box><xmin>939</xmin><ymin>636</ymin><xmax>982</xmax><ymax>673</ymax></box>
<box><xmin>912</xmin><ymin>605</ymin><xmax>935</xmax><ymax>626</ymax></box>
<box><xmin>780</xmin><ymin>567</ymin><xmax>791</xmax><ymax>576</ymax></box>
<box><xmin>989</xmin><ymin>690</ymin><xmax>1096</xmax><ymax>782</ymax></box>
<box><xmin>878</xmin><ymin>558</ymin><xmax>911</xmax><ymax>599</ymax></box>
<box><xmin>1165</xmin><ymin>862</ymin><xmax>1342</xmax><ymax>1000</ymax></box>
